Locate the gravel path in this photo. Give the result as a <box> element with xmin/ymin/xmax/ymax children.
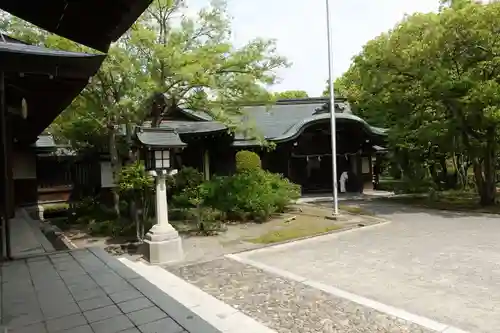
<box><xmin>167</xmin><ymin>258</ymin><xmax>434</xmax><ymax>333</ymax></box>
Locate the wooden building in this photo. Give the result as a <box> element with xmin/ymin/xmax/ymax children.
<box><xmin>0</xmin><ymin>0</ymin><xmax>153</xmax><ymax>259</ymax></box>
<box><xmin>136</xmin><ymin>97</ymin><xmax>387</xmax><ymax>193</ymax></box>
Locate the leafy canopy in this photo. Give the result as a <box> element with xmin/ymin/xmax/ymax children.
<box><xmin>130</xmin><ymin>0</ymin><xmax>289</xmax><ymax>127</ymax></box>
<box><xmin>273</xmin><ymin>90</ymin><xmax>309</xmax><ymax>100</ymax></box>
<box><xmin>1</xmin><ymin>0</ymin><xmax>290</xmax><ymax>150</ymax></box>
<box><xmin>338</xmin><ymin>0</ymin><xmax>500</xmax><ymax>204</ymax></box>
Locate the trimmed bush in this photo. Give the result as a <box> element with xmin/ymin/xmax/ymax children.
<box><xmin>235</xmin><ymin>150</ymin><xmax>261</xmax><ymax>172</ymax></box>
<box><xmin>202</xmin><ymin>169</ymin><xmax>301</xmax><ymax>222</ymax></box>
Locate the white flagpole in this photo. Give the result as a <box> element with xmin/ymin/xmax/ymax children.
<box><xmin>325</xmin><ymin>0</ymin><xmax>339</xmax><ymax>216</ymax></box>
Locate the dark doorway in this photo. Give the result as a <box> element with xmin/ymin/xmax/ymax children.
<box><xmin>290</xmin><ymin>154</ymin><xmax>338</xmax><ymax>193</ymax></box>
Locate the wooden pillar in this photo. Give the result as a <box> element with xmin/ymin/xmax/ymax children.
<box><xmin>372</xmin><ymin>154</ymin><xmax>380</xmax><ymax>190</ymax></box>
<box><xmin>203</xmin><ymin>149</ymin><xmax>210</xmax><ymax>181</ymax></box>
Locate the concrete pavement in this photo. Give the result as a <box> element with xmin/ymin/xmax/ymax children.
<box><xmin>232</xmin><ymin>202</ymin><xmax>500</xmax><ymax>333</ymax></box>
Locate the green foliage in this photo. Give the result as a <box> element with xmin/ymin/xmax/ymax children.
<box><xmin>338</xmin><ymin>1</ymin><xmax>500</xmax><ymax>205</ymax></box>
<box><xmin>43</xmin><ymin>203</ymin><xmax>70</xmax><ymax>218</ymax></box>
<box><xmin>167</xmin><ymin>167</ymin><xmax>204</xmax><ymax>198</ymax></box>
<box><xmin>131</xmin><ymin>0</ymin><xmax>289</xmax><ymax>126</ymax></box>
<box><xmin>117</xmin><ymin>162</ymin><xmax>155</xmax><ymax>239</ymax></box>
<box><xmin>171</xmin><ymin>167</ymin><xmax>300</xmax><ymax>223</ymax></box>
<box><xmin>235</xmin><ymin>150</ymin><xmax>262</xmax><ymax>172</ymax></box>
<box><xmin>117</xmin><ymin>162</ymin><xmax>154</xmax><ymax>197</ymax></box>
<box><xmin>202</xmin><ymin>169</ymin><xmax>300</xmax><ymax>222</ymax></box>
<box><xmin>1</xmin><ymin>1</ymin><xmax>290</xmax><ymax>215</ymax></box>
<box><xmin>273</xmin><ymin>90</ymin><xmax>309</xmax><ymax>100</ymax></box>
<box><xmin>168</xmin><ymin>207</ymin><xmax>225</xmax><ymax>235</ymax></box>
<box><xmin>321</xmin><ymin>80</ymin><xmax>344</xmax><ymax>98</ymax></box>
<box><xmin>170</xmin><ymin>167</ymin><xmax>225</xmax><ymax>234</ymax></box>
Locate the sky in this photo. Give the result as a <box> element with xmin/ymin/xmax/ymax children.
<box><xmin>188</xmin><ymin>0</ymin><xmax>441</xmax><ymax>97</ymax></box>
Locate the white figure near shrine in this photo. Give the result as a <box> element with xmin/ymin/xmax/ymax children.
<box><xmin>339</xmin><ymin>171</ymin><xmax>349</xmax><ymax>193</ymax></box>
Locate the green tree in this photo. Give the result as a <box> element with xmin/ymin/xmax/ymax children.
<box><xmin>53</xmin><ymin>44</ymin><xmax>151</xmax><ymax>215</ymax></box>
<box><xmin>338</xmin><ymin>0</ymin><xmax>500</xmax><ymax>205</ymax></box>
<box><xmin>1</xmin><ymin>15</ymin><xmax>152</xmax><ymax>215</ymax></box>
<box><xmin>129</xmin><ymin>0</ymin><xmax>289</xmax><ymax>129</ymax></box>
<box><xmin>273</xmin><ymin>90</ymin><xmax>309</xmax><ymax>99</ymax></box>
<box><xmin>321</xmin><ymin>80</ymin><xmax>344</xmax><ymax>98</ymax></box>
<box><xmin>1</xmin><ymin>0</ymin><xmax>290</xmax><ymax>213</ymax></box>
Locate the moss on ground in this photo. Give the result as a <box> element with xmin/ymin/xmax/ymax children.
<box><xmin>248</xmin><ymin>223</ymin><xmax>341</xmax><ymax>244</ymax></box>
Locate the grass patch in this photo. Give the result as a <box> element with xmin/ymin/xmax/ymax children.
<box><xmin>42</xmin><ymin>202</ymin><xmax>70</xmax><ymax>219</ymax></box>
<box><xmin>248</xmin><ymin>224</ymin><xmax>341</xmax><ymax>244</ymax></box>
<box><xmin>339</xmin><ymin>204</ymin><xmax>374</xmax><ymax>215</ymax></box>
<box><xmin>379</xmin><ymin>190</ymin><xmax>500</xmax><ymax>214</ymax></box>
<box><xmin>43</xmin><ymin>202</ymin><xmax>70</xmax><ymax>212</ymax></box>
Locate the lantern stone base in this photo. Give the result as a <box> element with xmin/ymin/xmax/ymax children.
<box><xmin>144</xmin><ymin>224</ymin><xmax>183</xmax><ymax>265</ymax></box>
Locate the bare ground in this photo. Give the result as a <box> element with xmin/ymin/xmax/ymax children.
<box><xmin>60</xmin><ymin>203</ymin><xmax>383</xmax><ymax>265</ymax></box>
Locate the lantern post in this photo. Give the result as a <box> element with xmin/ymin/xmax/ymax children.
<box><xmin>143</xmin><ymin>146</ymin><xmax>183</xmax><ymax>264</ymax></box>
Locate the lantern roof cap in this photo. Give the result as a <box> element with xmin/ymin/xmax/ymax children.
<box><xmin>136</xmin><ymin>127</ymin><xmax>186</xmax><ymax>148</ymax></box>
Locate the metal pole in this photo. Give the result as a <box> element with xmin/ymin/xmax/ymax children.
<box><xmin>325</xmin><ymin>0</ymin><xmax>339</xmax><ymax>216</ymax></box>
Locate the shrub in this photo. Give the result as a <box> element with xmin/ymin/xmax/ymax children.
<box><xmin>394</xmin><ymin>177</ymin><xmax>436</xmax><ymax>194</ymax></box>
<box><xmin>235</xmin><ymin>150</ymin><xmax>261</xmax><ymax>172</ymax></box>
<box><xmin>117</xmin><ymin>162</ymin><xmax>154</xmax><ymax>197</ymax></box>
<box><xmin>117</xmin><ymin>162</ymin><xmax>155</xmax><ymax>240</ymax></box>
<box><xmin>68</xmin><ymin>197</ymin><xmax>100</xmax><ymax>224</ymax></box>
<box><xmin>43</xmin><ymin>203</ymin><xmax>70</xmax><ymax>219</ymax></box>
<box><xmin>204</xmin><ymin>169</ymin><xmax>300</xmax><ymax>222</ymax></box>
<box><xmin>167</xmin><ymin>167</ymin><xmax>204</xmax><ymax>199</ymax></box>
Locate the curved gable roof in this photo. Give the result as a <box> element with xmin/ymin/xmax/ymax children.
<box><xmin>272</xmin><ymin>113</ymin><xmax>386</xmax><ymax>143</ymax></box>
<box><xmin>232</xmin><ymin>99</ymin><xmax>386</xmax><ymax>144</ymax></box>
<box><xmin>138</xmin><ymin>98</ymin><xmax>387</xmax><ymax>147</ymax></box>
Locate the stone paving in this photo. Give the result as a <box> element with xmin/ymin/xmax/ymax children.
<box><xmin>236</xmin><ymin>202</ymin><xmax>500</xmax><ymax>333</ymax></box>
<box><xmin>9</xmin><ymin>212</ymin><xmax>54</xmax><ymax>257</ymax></box>
<box><xmin>1</xmin><ymin>248</ymin><xmax>221</xmax><ymax>333</ymax></box>
<box><xmin>168</xmin><ymin>258</ymin><xmax>435</xmax><ymax>333</ymax></box>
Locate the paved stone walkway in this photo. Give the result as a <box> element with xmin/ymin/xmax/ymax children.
<box><xmin>235</xmin><ymin>202</ymin><xmax>500</xmax><ymax>333</ymax></box>
<box><xmin>168</xmin><ymin>258</ymin><xmax>435</xmax><ymax>333</ymax></box>
<box><xmin>1</xmin><ymin>248</ymin><xmax>221</xmax><ymax>333</ymax></box>
<box><xmin>10</xmin><ymin>211</ymin><xmax>54</xmax><ymax>257</ymax></box>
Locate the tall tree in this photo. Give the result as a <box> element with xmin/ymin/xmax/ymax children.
<box><xmin>129</xmin><ymin>0</ymin><xmax>289</xmax><ymax>130</ymax></box>
<box><xmin>1</xmin><ymin>0</ymin><xmax>290</xmax><ymax>208</ymax></box>
<box><xmin>273</xmin><ymin>90</ymin><xmax>309</xmax><ymax>99</ymax></box>
<box><xmin>338</xmin><ymin>0</ymin><xmax>500</xmax><ymax>205</ymax></box>
<box><xmin>321</xmin><ymin>80</ymin><xmax>344</xmax><ymax>98</ymax></box>
<box><xmin>52</xmin><ymin>44</ymin><xmax>151</xmax><ymax>215</ymax></box>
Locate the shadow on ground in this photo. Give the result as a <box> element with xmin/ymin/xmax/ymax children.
<box><xmin>315</xmin><ymin>198</ymin><xmax>498</xmax><ymax>219</ymax></box>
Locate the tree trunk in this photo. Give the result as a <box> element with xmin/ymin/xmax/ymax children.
<box><xmin>108</xmin><ymin>124</ymin><xmax>121</xmax><ymax>216</ymax></box>
<box><xmin>453</xmin><ymin>154</ymin><xmax>468</xmax><ymax>188</ymax></box>
<box><xmin>125</xmin><ymin>123</ymin><xmax>142</xmax><ymax>241</ymax></box>
<box><xmin>462</xmin><ymin>127</ymin><xmax>496</xmax><ymax>205</ymax></box>
<box><xmin>482</xmin><ymin>130</ymin><xmax>496</xmax><ymax>206</ymax></box>
<box><xmin>473</xmin><ymin>154</ymin><xmax>496</xmax><ymax>206</ymax></box>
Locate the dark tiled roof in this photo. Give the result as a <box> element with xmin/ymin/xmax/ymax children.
<box><xmin>232</xmin><ymin>98</ymin><xmax>384</xmax><ymax>144</ymax></box>
<box><xmin>0</xmin><ymin>0</ymin><xmax>153</xmax><ymax>52</ymax></box>
<box><xmin>272</xmin><ymin>112</ymin><xmax>386</xmax><ymax>143</ymax></box>
<box><xmin>138</xmin><ymin>98</ymin><xmax>386</xmax><ymax>147</ymax></box>
<box><xmin>237</xmin><ymin>101</ymin><xmax>329</xmax><ymax>139</ymax></box>
<box><xmin>32</xmin><ymin>135</ymin><xmax>76</xmax><ymax>156</ymax></box>
<box><xmin>136</xmin><ymin>128</ymin><xmax>187</xmax><ymax>148</ymax></box>
<box><xmin>0</xmin><ymin>41</ymin><xmax>102</xmax><ymax>58</ymax></box>
<box><xmin>142</xmin><ymin>120</ymin><xmax>227</xmax><ymax>134</ymax></box>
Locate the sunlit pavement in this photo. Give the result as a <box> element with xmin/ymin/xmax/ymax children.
<box><xmin>233</xmin><ymin>202</ymin><xmax>500</xmax><ymax>333</ymax></box>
